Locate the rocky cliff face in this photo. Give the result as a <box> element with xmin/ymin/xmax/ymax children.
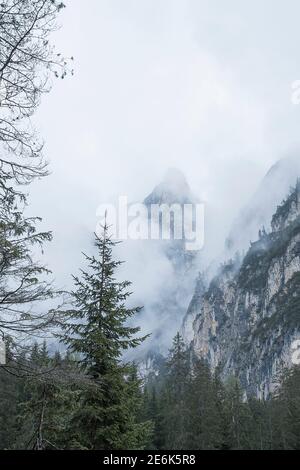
<box><xmin>184</xmin><ymin>180</ymin><xmax>300</xmax><ymax>398</ymax></box>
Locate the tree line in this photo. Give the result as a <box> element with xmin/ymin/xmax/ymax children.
<box><xmin>1</xmin><ymin>327</ymin><xmax>300</xmax><ymax>449</ymax></box>
<box><xmin>141</xmin><ymin>333</ymin><xmax>300</xmax><ymax>450</ymax></box>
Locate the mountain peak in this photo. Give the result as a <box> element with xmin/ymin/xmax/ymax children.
<box><xmin>144</xmin><ymin>168</ymin><xmax>195</xmax><ymax>206</ymax></box>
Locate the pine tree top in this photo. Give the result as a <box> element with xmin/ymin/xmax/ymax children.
<box><xmin>60</xmin><ymin>222</ymin><xmax>148</xmax><ymax>375</ymax></box>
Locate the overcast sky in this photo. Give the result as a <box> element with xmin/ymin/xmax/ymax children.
<box><xmin>29</xmin><ymin>0</ymin><xmax>300</xmax><ymax>288</ymax></box>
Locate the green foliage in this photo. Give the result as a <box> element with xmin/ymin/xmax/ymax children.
<box><xmin>3</xmin><ymin>336</ymin><xmax>300</xmax><ymax>450</ymax></box>
<box><xmin>139</xmin><ymin>333</ymin><xmax>300</xmax><ymax>450</ymax></box>
<box><xmin>0</xmin><ymin>350</ymin><xmax>20</xmax><ymax>448</ymax></box>
<box><xmin>0</xmin><ymin>178</ymin><xmax>57</xmax><ymax>356</ymax></box>
<box><xmin>188</xmin><ymin>360</ymin><xmax>224</xmax><ymax>449</ymax></box>
<box><xmin>59</xmin><ymin>224</ymin><xmax>151</xmax><ymax>450</ymax></box>
<box><xmin>161</xmin><ymin>333</ymin><xmax>191</xmax><ymax>449</ymax></box>
<box><xmin>7</xmin><ymin>342</ymin><xmax>80</xmax><ymax>450</ymax></box>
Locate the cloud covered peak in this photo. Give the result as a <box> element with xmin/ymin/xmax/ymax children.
<box><xmin>144</xmin><ymin>167</ymin><xmax>196</xmax><ymax>206</ymax></box>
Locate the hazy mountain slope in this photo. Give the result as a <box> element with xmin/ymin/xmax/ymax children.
<box><xmin>188</xmin><ymin>181</ymin><xmax>300</xmax><ymax>397</ymax></box>
<box><xmin>226</xmin><ymin>155</ymin><xmax>300</xmax><ymax>255</ymax></box>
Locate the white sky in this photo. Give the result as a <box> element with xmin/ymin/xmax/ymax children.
<box><xmin>29</xmin><ymin>0</ymin><xmax>300</xmax><ymax>288</ymax></box>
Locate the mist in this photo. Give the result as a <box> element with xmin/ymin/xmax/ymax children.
<box><xmin>24</xmin><ymin>0</ymin><xmax>300</xmax><ymax>354</ymax></box>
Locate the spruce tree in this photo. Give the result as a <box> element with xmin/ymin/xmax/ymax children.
<box><xmin>16</xmin><ymin>342</ymin><xmax>81</xmax><ymax>450</ymax></box>
<box><xmin>189</xmin><ymin>359</ymin><xmax>224</xmax><ymax>449</ymax></box>
<box><xmin>0</xmin><ymin>178</ymin><xmax>56</xmax><ymax>358</ymax></box>
<box><xmin>60</xmin><ymin>222</ymin><xmax>151</xmax><ymax>450</ymax></box>
<box><xmin>141</xmin><ymin>385</ymin><xmax>166</xmax><ymax>449</ymax></box>
<box><xmin>163</xmin><ymin>333</ymin><xmax>191</xmax><ymax>449</ymax></box>
<box><xmin>223</xmin><ymin>377</ymin><xmax>252</xmax><ymax>449</ymax></box>
<box><xmin>271</xmin><ymin>366</ymin><xmax>300</xmax><ymax>449</ymax></box>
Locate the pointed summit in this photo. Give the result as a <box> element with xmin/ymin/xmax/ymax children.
<box><xmin>144</xmin><ymin>168</ymin><xmax>195</xmax><ymax>206</ymax></box>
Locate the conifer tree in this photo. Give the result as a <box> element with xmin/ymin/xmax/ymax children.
<box><xmin>223</xmin><ymin>377</ymin><xmax>252</xmax><ymax>449</ymax></box>
<box><xmin>162</xmin><ymin>333</ymin><xmax>191</xmax><ymax>449</ymax></box>
<box><xmin>0</xmin><ymin>179</ymin><xmax>57</xmax><ymax>360</ymax></box>
<box><xmin>16</xmin><ymin>342</ymin><xmax>81</xmax><ymax>450</ymax></box>
<box><xmin>271</xmin><ymin>366</ymin><xmax>300</xmax><ymax>449</ymax></box>
<box><xmin>189</xmin><ymin>359</ymin><xmax>224</xmax><ymax>449</ymax></box>
<box><xmin>141</xmin><ymin>385</ymin><xmax>165</xmax><ymax>449</ymax></box>
<box><xmin>60</xmin><ymin>222</ymin><xmax>151</xmax><ymax>450</ymax></box>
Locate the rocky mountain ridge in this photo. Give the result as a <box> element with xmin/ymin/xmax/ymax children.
<box><xmin>184</xmin><ymin>180</ymin><xmax>300</xmax><ymax>397</ymax></box>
